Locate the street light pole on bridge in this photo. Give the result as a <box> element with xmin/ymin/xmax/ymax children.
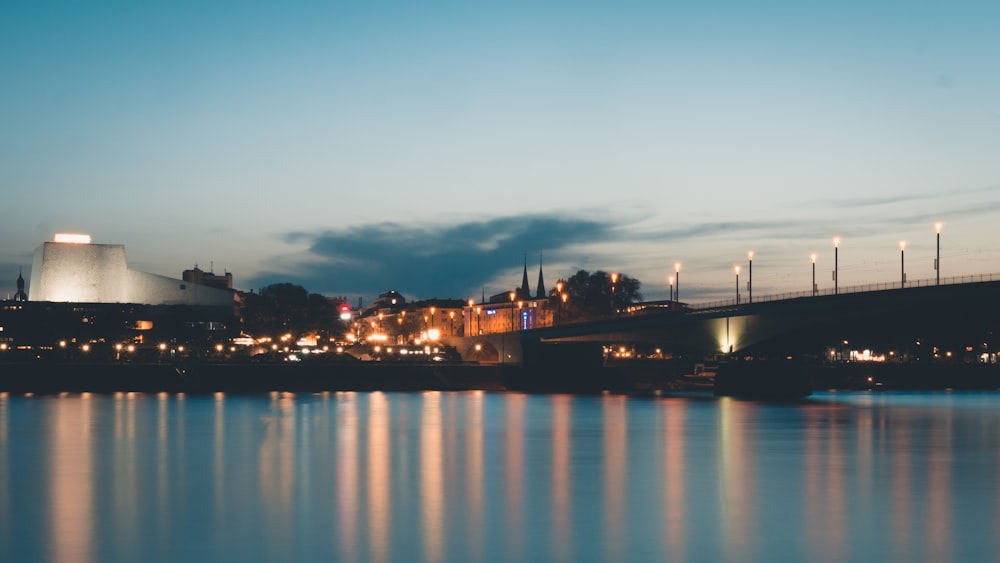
<box><xmin>734</xmin><ymin>265</ymin><xmax>741</xmax><ymax>304</ymax></box>
<box><xmin>674</xmin><ymin>262</ymin><xmax>681</xmax><ymax>302</ymax></box>
<box><xmin>747</xmin><ymin>250</ymin><xmax>754</xmax><ymax>303</ymax></box>
<box><xmin>833</xmin><ymin>237</ymin><xmax>840</xmax><ymax>295</ymax></box>
<box><xmin>935</xmin><ymin>222</ymin><xmax>943</xmax><ymax>285</ymax></box>
<box><xmin>811</xmin><ymin>254</ymin><xmax>817</xmax><ymax>296</ymax></box>
<box><xmin>900</xmin><ymin>241</ymin><xmax>906</xmax><ymax>287</ymax></box>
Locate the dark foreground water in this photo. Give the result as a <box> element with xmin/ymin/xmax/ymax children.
<box><xmin>2</xmin><ymin>389</ymin><xmax>999</xmax><ymax>562</ymax></box>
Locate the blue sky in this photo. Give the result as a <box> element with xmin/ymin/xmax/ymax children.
<box><xmin>2</xmin><ymin>0</ymin><xmax>998</xmax><ymax>303</ymax></box>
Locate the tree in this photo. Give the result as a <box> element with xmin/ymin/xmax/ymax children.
<box><xmin>561</xmin><ymin>270</ymin><xmax>643</xmax><ymax>320</ymax></box>
<box><xmin>241</xmin><ymin>283</ymin><xmax>345</xmax><ymax>340</ymax></box>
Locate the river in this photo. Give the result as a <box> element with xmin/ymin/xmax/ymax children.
<box><xmin>1</xmin><ymin>389</ymin><xmax>998</xmax><ymax>562</ymax></box>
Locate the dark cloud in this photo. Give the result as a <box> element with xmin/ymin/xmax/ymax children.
<box><xmin>252</xmin><ymin>215</ymin><xmax>616</xmax><ymax>300</ymax></box>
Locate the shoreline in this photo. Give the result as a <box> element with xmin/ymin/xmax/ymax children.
<box><xmin>1</xmin><ymin>359</ymin><xmax>999</xmax><ymax>395</ymax></box>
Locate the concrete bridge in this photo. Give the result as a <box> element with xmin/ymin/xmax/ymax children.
<box><xmin>446</xmin><ymin>274</ymin><xmax>1000</xmax><ymax>368</ymax></box>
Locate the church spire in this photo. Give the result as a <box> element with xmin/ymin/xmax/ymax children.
<box><xmin>535</xmin><ymin>252</ymin><xmax>546</xmax><ymax>299</ymax></box>
<box><xmin>519</xmin><ymin>254</ymin><xmax>530</xmax><ymax>298</ymax></box>
<box><xmin>14</xmin><ymin>267</ymin><xmax>28</xmax><ymax>302</ymax></box>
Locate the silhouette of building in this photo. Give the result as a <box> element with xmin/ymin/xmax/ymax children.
<box><xmin>13</xmin><ymin>268</ymin><xmax>27</xmax><ymax>302</ymax></box>
<box><xmin>182</xmin><ymin>266</ymin><xmax>233</xmax><ymax>290</ymax></box>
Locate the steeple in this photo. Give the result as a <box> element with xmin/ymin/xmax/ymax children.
<box><xmin>519</xmin><ymin>254</ymin><xmax>530</xmax><ymax>298</ymax></box>
<box><xmin>14</xmin><ymin>267</ymin><xmax>27</xmax><ymax>302</ymax></box>
<box><xmin>535</xmin><ymin>252</ymin><xmax>546</xmax><ymax>299</ymax></box>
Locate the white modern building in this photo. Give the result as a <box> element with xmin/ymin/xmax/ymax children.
<box><xmin>29</xmin><ymin>234</ymin><xmax>234</xmax><ymax>307</ymax></box>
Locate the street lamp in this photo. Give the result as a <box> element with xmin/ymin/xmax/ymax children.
<box><xmin>509</xmin><ymin>291</ymin><xmax>516</xmax><ymax>332</ymax></box>
<box><xmin>734</xmin><ymin>265</ymin><xmax>741</xmax><ymax>304</ymax></box>
<box><xmin>555</xmin><ymin>280</ymin><xmax>565</xmax><ymax>324</ymax></box>
<box><xmin>811</xmin><ymin>254</ymin><xmax>817</xmax><ymax>296</ymax></box>
<box><xmin>900</xmin><ymin>241</ymin><xmax>906</xmax><ymax>287</ymax></box>
<box><xmin>747</xmin><ymin>251</ymin><xmax>754</xmax><ymax>303</ymax></box>
<box><xmin>674</xmin><ymin>262</ymin><xmax>681</xmax><ymax>302</ymax></box>
<box><xmin>935</xmin><ymin>222</ymin><xmax>943</xmax><ymax>285</ymax></box>
<box><xmin>668</xmin><ymin>276</ymin><xmax>674</xmax><ymax>303</ymax></box>
<box><xmin>610</xmin><ymin>272</ymin><xmax>618</xmax><ymax>314</ymax></box>
<box><xmin>833</xmin><ymin>237</ymin><xmax>840</xmax><ymax>295</ymax></box>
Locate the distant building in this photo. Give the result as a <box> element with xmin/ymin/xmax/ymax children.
<box><xmin>13</xmin><ymin>269</ymin><xmax>27</xmax><ymax>302</ymax></box>
<box><xmin>4</xmin><ymin>234</ymin><xmax>238</xmax><ymax>351</ymax></box>
<box><xmin>182</xmin><ymin>266</ymin><xmax>233</xmax><ymax>290</ymax></box>
<box><xmin>467</xmin><ymin>256</ymin><xmax>554</xmax><ymax>335</ymax></box>
<box><xmin>29</xmin><ymin>234</ymin><xmax>234</xmax><ymax>307</ymax></box>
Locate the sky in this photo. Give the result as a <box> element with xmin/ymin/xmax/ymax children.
<box><xmin>2</xmin><ymin>0</ymin><xmax>999</xmax><ymax>305</ymax></box>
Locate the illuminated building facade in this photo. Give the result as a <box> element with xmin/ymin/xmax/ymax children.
<box><xmin>29</xmin><ymin>234</ymin><xmax>234</xmax><ymax>307</ymax></box>
<box><xmin>464</xmin><ymin>257</ymin><xmax>555</xmax><ymax>335</ymax></box>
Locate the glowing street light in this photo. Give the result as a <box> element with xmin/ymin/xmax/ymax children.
<box><xmin>899</xmin><ymin>240</ymin><xmax>907</xmax><ymax>287</ymax></box>
<box><xmin>610</xmin><ymin>272</ymin><xmax>618</xmax><ymax>314</ymax></box>
<box><xmin>935</xmin><ymin>222</ymin><xmax>943</xmax><ymax>285</ymax></box>
<box><xmin>668</xmin><ymin>276</ymin><xmax>674</xmax><ymax>303</ymax></box>
<box><xmin>747</xmin><ymin>251</ymin><xmax>754</xmax><ymax>303</ymax></box>
<box><xmin>509</xmin><ymin>291</ymin><xmax>516</xmax><ymax>333</ymax></box>
<box><xmin>811</xmin><ymin>254</ymin><xmax>817</xmax><ymax>296</ymax></box>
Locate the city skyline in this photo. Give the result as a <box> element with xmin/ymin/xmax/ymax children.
<box><xmin>2</xmin><ymin>0</ymin><xmax>998</xmax><ymax>303</ymax></box>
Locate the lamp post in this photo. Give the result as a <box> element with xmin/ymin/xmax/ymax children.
<box><xmin>734</xmin><ymin>265</ymin><xmax>741</xmax><ymax>304</ymax></box>
<box><xmin>555</xmin><ymin>281</ymin><xmax>564</xmax><ymax>323</ymax></box>
<box><xmin>509</xmin><ymin>291</ymin><xmax>516</xmax><ymax>332</ymax></box>
<box><xmin>610</xmin><ymin>272</ymin><xmax>618</xmax><ymax>315</ymax></box>
<box><xmin>668</xmin><ymin>276</ymin><xmax>674</xmax><ymax>303</ymax></box>
<box><xmin>833</xmin><ymin>237</ymin><xmax>840</xmax><ymax>295</ymax></box>
<box><xmin>674</xmin><ymin>262</ymin><xmax>681</xmax><ymax>302</ymax></box>
<box><xmin>476</xmin><ymin>306</ymin><xmax>481</xmax><ymax>335</ymax></box>
<box><xmin>935</xmin><ymin>222</ymin><xmax>942</xmax><ymax>285</ymax></box>
<box><xmin>900</xmin><ymin>241</ymin><xmax>906</xmax><ymax>287</ymax></box>
<box><xmin>811</xmin><ymin>254</ymin><xmax>817</xmax><ymax>296</ymax></box>
<box><xmin>747</xmin><ymin>250</ymin><xmax>754</xmax><ymax>303</ymax></box>
<box><xmin>468</xmin><ymin>298</ymin><xmax>474</xmax><ymax>335</ymax></box>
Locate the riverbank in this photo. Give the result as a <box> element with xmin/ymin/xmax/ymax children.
<box><xmin>0</xmin><ymin>361</ymin><xmax>508</xmax><ymax>394</ymax></box>
<box><xmin>1</xmin><ymin>359</ymin><xmax>998</xmax><ymax>395</ymax></box>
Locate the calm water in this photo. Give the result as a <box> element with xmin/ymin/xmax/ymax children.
<box><xmin>2</xmin><ymin>389</ymin><xmax>999</xmax><ymax>562</ymax></box>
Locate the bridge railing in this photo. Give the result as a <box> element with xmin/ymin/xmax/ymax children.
<box><xmin>684</xmin><ymin>272</ymin><xmax>1000</xmax><ymax>311</ymax></box>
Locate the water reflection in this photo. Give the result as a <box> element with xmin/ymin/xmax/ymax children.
<box><xmin>718</xmin><ymin>398</ymin><xmax>754</xmax><ymax>561</ymax></box>
<box><xmin>661</xmin><ymin>398</ymin><xmax>686</xmax><ymax>561</ymax></box>
<box><xmin>503</xmin><ymin>393</ymin><xmax>526</xmax><ymax>561</ymax></box>
<box><xmin>465</xmin><ymin>391</ymin><xmax>485</xmax><ymax>561</ymax></box>
<box><xmin>421</xmin><ymin>392</ymin><xmax>444</xmax><ymax>562</ymax></box>
<box><xmin>2</xmin><ymin>391</ymin><xmax>999</xmax><ymax>562</ymax></box>
<box><xmin>602</xmin><ymin>395</ymin><xmax>627</xmax><ymax>561</ymax></box>
<box><xmin>50</xmin><ymin>395</ymin><xmax>93</xmax><ymax>563</ymax></box>
<box><xmin>550</xmin><ymin>395</ymin><xmax>572</xmax><ymax>562</ymax></box>
<box><xmin>368</xmin><ymin>392</ymin><xmax>390</xmax><ymax>563</ymax></box>
<box><xmin>334</xmin><ymin>392</ymin><xmax>358</xmax><ymax>561</ymax></box>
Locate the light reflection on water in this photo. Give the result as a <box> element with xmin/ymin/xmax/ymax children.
<box><xmin>1</xmin><ymin>390</ymin><xmax>999</xmax><ymax>562</ymax></box>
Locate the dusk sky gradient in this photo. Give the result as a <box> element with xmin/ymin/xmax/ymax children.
<box><xmin>2</xmin><ymin>0</ymin><xmax>998</xmax><ymax>303</ymax></box>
